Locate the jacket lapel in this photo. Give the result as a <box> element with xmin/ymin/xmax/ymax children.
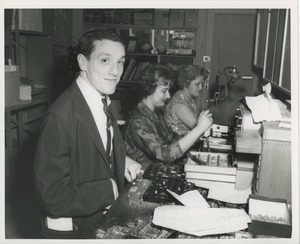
<box><xmin>71</xmin><ymin>82</ymin><xmax>111</xmax><ymax>168</ymax></box>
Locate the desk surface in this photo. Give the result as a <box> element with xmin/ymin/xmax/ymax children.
<box><xmin>83</xmin><ymin>167</ymin><xmax>250</xmax><ymax>239</ymax></box>
<box><xmin>83</xmin><ymin>179</ymin><xmax>160</xmax><ymax>238</ymax></box>
<box><xmin>5</xmin><ymin>94</ymin><xmax>50</xmax><ymax>111</ymax></box>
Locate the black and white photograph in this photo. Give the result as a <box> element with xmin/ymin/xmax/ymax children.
<box><xmin>1</xmin><ymin>0</ymin><xmax>299</xmax><ymax>243</ymax></box>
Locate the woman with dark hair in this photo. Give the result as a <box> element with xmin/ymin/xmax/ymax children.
<box><xmin>164</xmin><ymin>64</ymin><xmax>209</xmax><ymax>137</ymax></box>
<box><xmin>34</xmin><ymin>29</ymin><xmax>141</xmax><ymax>238</ymax></box>
<box><xmin>123</xmin><ymin>64</ymin><xmax>213</xmax><ymax>166</ymax></box>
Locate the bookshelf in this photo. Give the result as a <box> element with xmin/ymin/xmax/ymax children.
<box><xmin>83</xmin><ymin>9</ymin><xmax>200</xmax><ymax>83</ymax></box>
<box><xmin>5</xmin><ymin>9</ymin><xmax>53</xmax><ymax>189</ymax></box>
<box><xmin>81</xmin><ymin>9</ymin><xmax>201</xmax><ymax>120</ymax></box>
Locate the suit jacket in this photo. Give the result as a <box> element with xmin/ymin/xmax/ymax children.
<box><xmin>34</xmin><ymin>81</ymin><xmax>126</xmax><ymax>229</ymax></box>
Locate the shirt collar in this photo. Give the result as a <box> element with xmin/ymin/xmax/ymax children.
<box><xmin>76</xmin><ymin>75</ymin><xmax>111</xmax><ymax>105</ymax></box>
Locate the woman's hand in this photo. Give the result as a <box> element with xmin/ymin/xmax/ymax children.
<box><xmin>197</xmin><ymin>110</ymin><xmax>213</xmax><ymax>131</ymax></box>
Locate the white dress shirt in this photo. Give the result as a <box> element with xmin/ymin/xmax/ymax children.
<box><xmin>76</xmin><ymin>75</ymin><xmax>113</xmax><ymax>155</ymax></box>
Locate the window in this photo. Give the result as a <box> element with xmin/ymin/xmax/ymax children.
<box><xmin>262</xmin><ymin>9</ymin><xmax>291</xmax><ymax>94</ymax></box>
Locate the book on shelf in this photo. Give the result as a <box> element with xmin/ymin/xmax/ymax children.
<box><xmin>185</xmin><ymin>172</ymin><xmax>236</xmax><ymax>183</ymax></box>
<box><xmin>132</xmin><ymin>62</ymin><xmax>143</xmax><ymax>81</ymax></box>
<box><xmin>128</xmin><ymin>65</ymin><xmax>138</xmax><ymax>81</ymax></box>
<box><xmin>132</xmin><ymin>61</ymin><xmax>150</xmax><ymax>81</ymax></box>
<box><xmin>124</xmin><ymin>61</ymin><xmax>150</xmax><ymax>82</ymax></box>
<box><xmin>122</xmin><ymin>58</ymin><xmax>136</xmax><ymax>80</ymax></box>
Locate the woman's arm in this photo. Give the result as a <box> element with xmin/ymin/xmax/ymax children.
<box><xmin>173</xmin><ymin>103</ymin><xmax>198</xmax><ymax>129</ymax></box>
<box><xmin>178</xmin><ymin>110</ymin><xmax>213</xmax><ymax>153</ymax></box>
<box><xmin>126</xmin><ymin>117</ymin><xmax>183</xmax><ymax>163</ymax></box>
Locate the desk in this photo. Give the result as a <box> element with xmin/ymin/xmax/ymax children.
<box><xmin>5</xmin><ymin>90</ymin><xmax>51</xmax><ymax>189</ymax></box>
<box><xmin>81</xmin><ymin>179</ymin><xmax>160</xmax><ymax>239</ymax></box>
<box><xmin>83</xmin><ymin>173</ymin><xmax>249</xmax><ymax>239</ymax></box>
<box><xmin>5</xmin><ymin>95</ymin><xmax>51</xmax><ymax>149</ymax></box>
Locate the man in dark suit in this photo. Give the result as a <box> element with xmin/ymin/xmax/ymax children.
<box><xmin>33</xmin><ymin>29</ymin><xmax>141</xmax><ymax>238</ymax></box>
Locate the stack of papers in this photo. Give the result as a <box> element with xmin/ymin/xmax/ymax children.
<box><xmin>245</xmin><ymin>83</ymin><xmax>283</xmax><ymax>122</ymax></box>
<box><xmin>152</xmin><ymin>189</ymin><xmax>251</xmax><ymax>237</ymax></box>
<box><xmin>153</xmin><ymin>205</ymin><xmax>251</xmax><ymax>237</ymax></box>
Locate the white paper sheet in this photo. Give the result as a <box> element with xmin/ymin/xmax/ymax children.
<box><xmin>167</xmin><ymin>189</ymin><xmax>210</xmax><ymax>208</ymax></box>
<box><xmin>153</xmin><ymin>206</ymin><xmax>251</xmax><ymax>237</ymax></box>
<box><xmin>46</xmin><ymin>217</ymin><xmax>73</xmax><ymax>231</ymax></box>
<box><xmin>279</xmin><ymin>122</ymin><xmax>292</xmax><ymax>128</ymax></box>
<box><xmin>245</xmin><ymin>94</ymin><xmax>282</xmax><ymax>122</ymax></box>
<box><xmin>207</xmin><ymin>185</ymin><xmax>252</xmax><ymax>204</ymax></box>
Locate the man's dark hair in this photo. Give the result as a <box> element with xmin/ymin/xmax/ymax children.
<box><xmin>67</xmin><ymin>29</ymin><xmax>125</xmax><ymax>79</ymax></box>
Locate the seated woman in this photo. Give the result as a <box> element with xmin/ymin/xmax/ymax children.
<box><xmin>164</xmin><ymin>64</ymin><xmax>209</xmax><ymax>137</ymax></box>
<box><xmin>123</xmin><ymin>64</ymin><xmax>213</xmax><ymax>167</ymax></box>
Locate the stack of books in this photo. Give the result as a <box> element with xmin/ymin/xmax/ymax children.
<box><xmin>184</xmin><ymin>151</ymin><xmax>236</xmax><ymax>189</ymax></box>
<box><xmin>121</xmin><ymin>59</ymin><xmax>150</xmax><ymax>81</ymax></box>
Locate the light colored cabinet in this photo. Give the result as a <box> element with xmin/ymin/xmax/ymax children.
<box><xmin>256</xmin><ymin>119</ymin><xmax>292</xmax><ymax>204</ymax></box>
<box><xmin>256</xmin><ymin>100</ymin><xmax>291</xmax><ymax>204</ymax></box>
<box><xmin>257</xmin><ymin>137</ymin><xmax>291</xmax><ymax>203</ymax></box>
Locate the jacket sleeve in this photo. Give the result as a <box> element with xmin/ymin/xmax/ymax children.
<box><xmin>34</xmin><ymin>113</ymin><xmax>115</xmax><ymax>218</ymax></box>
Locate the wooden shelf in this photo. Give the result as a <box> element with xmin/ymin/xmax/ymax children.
<box><xmin>84</xmin><ymin>22</ymin><xmax>198</xmax><ymax>31</ymax></box>
<box><xmin>12</xmin><ymin>29</ymin><xmax>51</xmax><ymax>37</ymax></box>
<box><xmin>126</xmin><ymin>52</ymin><xmax>195</xmax><ymax>58</ymax></box>
<box><xmin>118</xmin><ymin>80</ymin><xmax>140</xmax><ymax>87</ymax></box>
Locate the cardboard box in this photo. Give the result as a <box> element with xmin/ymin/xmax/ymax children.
<box><xmin>234</xmin><ymin>153</ymin><xmax>256</xmax><ymax>191</ymax></box>
<box><xmin>186</xmin><ymin>151</ymin><xmax>232</xmax><ymax>167</ymax></box>
<box><xmin>248</xmin><ymin>195</ymin><xmax>292</xmax><ymax>238</ymax></box>
<box><xmin>5</xmin><ymin>71</ymin><xmax>20</xmax><ymax>106</ymax></box>
<box><xmin>185</xmin><ymin>151</ymin><xmax>236</xmax><ymax>186</ymax></box>
<box><xmin>203</xmin><ymin>137</ymin><xmax>233</xmax><ymax>153</ymax></box>
<box><xmin>235</xmin><ymin>130</ymin><xmax>262</xmax><ymax>154</ymax></box>
<box><xmin>262</xmin><ymin>121</ymin><xmax>291</xmax><ymax>142</ymax></box>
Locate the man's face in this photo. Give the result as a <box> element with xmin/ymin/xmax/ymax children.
<box><xmin>84</xmin><ymin>40</ymin><xmax>125</xmax><ymax>95</ymax></box>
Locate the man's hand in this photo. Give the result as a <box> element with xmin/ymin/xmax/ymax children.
<box><xmin>125</xmin><ymin>156</ymin><xmax>141</xmax><ymax>182</ymax></box>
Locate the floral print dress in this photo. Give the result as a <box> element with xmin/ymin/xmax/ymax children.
<box><xmin>124</xmin><ymin>102</ymin><xmax>183</xmax><ymax>166</ymax></box>
<box><xmin>164</xmin><ymin>90</ymin><xmax>200</xmax><ymax>137</ymax></box>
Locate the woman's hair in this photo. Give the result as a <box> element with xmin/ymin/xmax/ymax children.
<box><xmin>67</xmin><ymin>29</ymin><xmax>125</xmax><ymax>79</ymax></box>
<box><xmin>136</xmin><ymin>64</ymin><xmax>174</xmax><ymax>99</ymax></box>
<box><xmin>177</xmin><ymin>64</ymin><xmax>209</xmax><ymax>89</ymax></box>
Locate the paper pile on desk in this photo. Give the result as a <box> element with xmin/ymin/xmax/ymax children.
<box><xmin>153</xmin><ymin>205</ymin><xmax>251</xmax><ymax>237</ymax></box>
<box><xmin>245</xmin><ymin>83</ymin><xmax>282</xmax><ymax>122</ymax></box>
<box><xmin>207</xmin><ymin>184</ymin><xmax>251</xmax><ymax>204</ymax></box>
<box><xmin>153</xmin><ymin>189</ymin><xmax>251</xmax><ymax>236</ymax></box>
<box><xmin>167</xmin><ymin>189</ymin><xmax>210</xmax><ymax>207</ymax></box>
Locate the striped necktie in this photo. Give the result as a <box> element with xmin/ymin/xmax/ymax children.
<box><xmin>101</xmin><ymin>96</ymin><xmax>113</xmax><ymax>155</ymax></box>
